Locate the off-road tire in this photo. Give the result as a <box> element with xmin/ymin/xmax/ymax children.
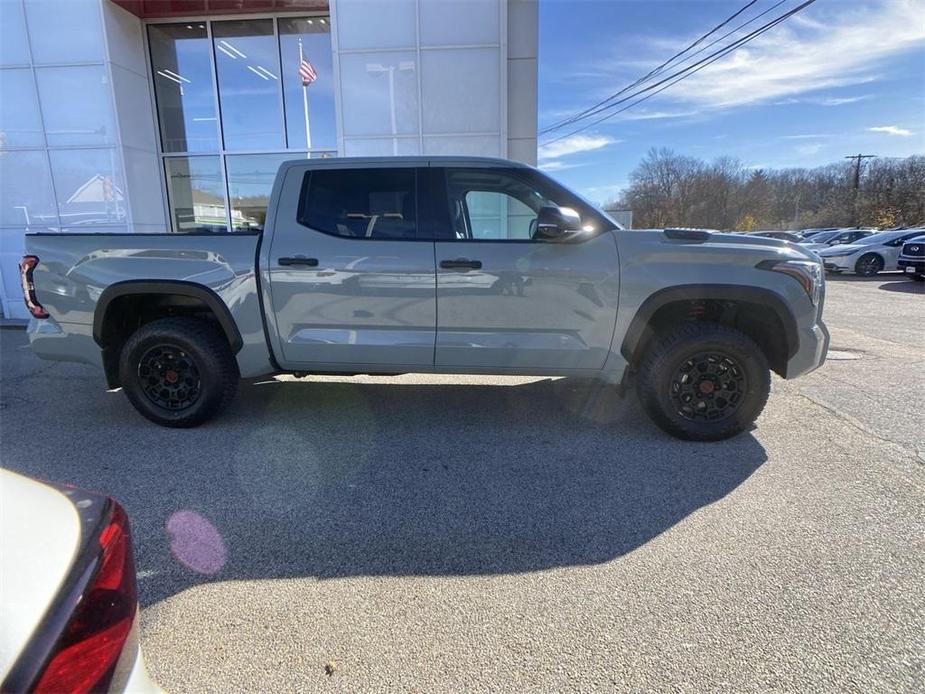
<box><xmin>119</xmin><ymin>317</ymin><xmax>239</xmax><ymax>428</ymax></box>
<box><xmin>854</xmin><ymin>253</ymin><xmax>884</xmax><ymax>277</ymax></box>
<box><xmin>636</xmin><ymin>322</ymin><xmax>771</xmax><ymax>441</ymax></box>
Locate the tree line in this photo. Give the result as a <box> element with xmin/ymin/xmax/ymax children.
<box><xmin>608</xmin><ymin>148</ymin><xmax>925</xmax><ymax>231</ymax></box>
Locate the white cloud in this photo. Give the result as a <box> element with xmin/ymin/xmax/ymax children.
<box><xmin>780</xmin><ymin>134</ymin><xmax>831</xmax><ymax>140</ymax></box>
<box><xmin>538</xmin><ymin>134</ymin><xmax>618</xmax><ymax>160</ymax></box>
<box><xmin>775</xmin><ymin>95</ymin><xmax>871</xmax><ymax>107</ymax></box>
<box><xmin>538</xmin><ymin>160</ymin><xmax>583</xmax><ymax>172</ymax></box>
<box><xmin>797</xmin><ymin>143</ymin><xmax>823</xmax><ymax>156</ymax></box>
<box><xmin>660</xmin><ymin>0</ymin><xmax>925</xmax><ymax>109</ymax></box>
<box><xmin>869</xmin><ymin>125</ymin><xmax>913</xmax><ymax>137</ymax></box>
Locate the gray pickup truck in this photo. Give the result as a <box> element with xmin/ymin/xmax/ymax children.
<box><xmin>20</xmin><ymin>156</ymin><xmax>828</xmax><ymax>440</ymax></box>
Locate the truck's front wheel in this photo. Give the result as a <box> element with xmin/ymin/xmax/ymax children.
<box><xmin>119</xmin><ymin>317</ymin><xmax>239</xmax><ymax>428</ymax></box>
<box><xmin>636</xmin><ymin>323</ymin><xmax>771</xmax><ymax>441</ymax></box>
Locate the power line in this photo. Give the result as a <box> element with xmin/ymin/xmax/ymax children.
<box><xmin>540</xmin><ymin>0</ymin><xmax>762</xmax><ymax>135</ymax></box>
<box><xmin>539</xmin><ymin>0</ymin><xmax>818</xmax><ymax>147</ymax></box>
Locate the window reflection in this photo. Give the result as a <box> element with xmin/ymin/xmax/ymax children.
<box><xmin>226</xmin><ymin>153</ymin><xmax>303</xmax><ymax>232</ymax></box>
<box><xmin>0</xmin><ymin>151</ymin><xmax>58</xmax><ymax>228</ymax></box>
<box><xmin>149</xmin><ymin>23</ymin><xmax>218</xmax><ymax>153</ymax></box>
<box><xmin>340</xmin><ymin>52</ymin><xmax>419</xmax><ymax>138</ymax></box>
<box><xmin>0</xmin><ymin>69</ymin><xmax>43</xmax><ymax>148</ymax></box>
<box><xmin>165</xmin><ymin>156</ymin><xmax>227</xmax><ymax>233</ymax></box>
<box><xmin>49</xmin><ymin>149</ymin><xmax>126</xmax><ymax>227</ymax></box>
<box><xmin>213</xmin><ymin>19</ymin><xmax>284</xmax><ymax>151</ymax></box>
<box><xmin>35</xmin><ymin>65</ymin><xmax>115</xmax><ymax>147</ymax></box>
<box><xmin>279</xmin><ymin>16</ymin><xmax>336</xmax><ymax>150</ymax></box>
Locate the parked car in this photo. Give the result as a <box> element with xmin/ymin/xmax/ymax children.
<box><xmin>800</xmin><ymin>229</ymin><xmax>875</xmax><ymax>253</ymax></box>
<box><xmin>818</xmin><ymin>229</ymin><xmax>925</xmax><ymax>276</ymax></box>
<box><xmin>20</xmin><ymin>156</ymin><xmax>829</xmax><ymax>441</ymax></box>
<box><xmin>753</xmin><ymin>231</ymin><xmax>803</xmax><ymax>243</ymax></box>
<box><xmin>0</xmin><ymin>469</ymin><xmax>157</xmax><ymax>693</ymax></box>
<box><xmin>897</xmin><ymin>235</ymin><xmax>925</xmax><ymax>280</ymax></box>
<box><xmin>798</xmin><ymin>228</ymin><xmax>838</xmax><ymax>239</ymax></box>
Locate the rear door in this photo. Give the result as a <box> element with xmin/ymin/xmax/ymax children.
<box><xmin>430</xmin><ymin>166</ymin><xmax>620</xmax><ymax>371</ymax></box>
<box><xmin>264</xmin><ymin>164</ymin><xmax>436</xmax><ymax>368</ymax></box>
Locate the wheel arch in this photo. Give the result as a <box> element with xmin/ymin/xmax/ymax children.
<box><xmin>93</xmin><ymin>280</ymin><xmax>243</xmax><ymax>387</ymax></box>
<box><xmin>621</xmin><ymin>284</ymin><xmax>799</xmax><ymax>378</ymax></box>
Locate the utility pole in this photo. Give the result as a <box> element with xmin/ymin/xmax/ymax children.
<box><xmin>845</xmin><ymin>154</ymin><xmax>876</xmax><ymax>226</ymax></box>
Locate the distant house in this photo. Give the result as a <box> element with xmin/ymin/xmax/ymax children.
<box><xmin>603</xmin><ymin>205</ymin><xmax>633</xmax><ymax>229</ymax></box>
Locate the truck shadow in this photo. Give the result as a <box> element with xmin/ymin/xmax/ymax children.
<box><xmin>128</xmin><ymin>376</ymin><xmax>767</xmax><ymax>607</ymax></box>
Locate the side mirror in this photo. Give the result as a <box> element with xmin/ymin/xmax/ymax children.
<box><xmin>534</xmin><ymin>206</ymin><xmax>582</xmax><ymax>241</ymax></box>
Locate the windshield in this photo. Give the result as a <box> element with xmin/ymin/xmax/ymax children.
<box><xmin>803</xmin><ymin>230</ymin><xmax>840</xmax><ymax>243</ymax></box>
<box><xmin>846</xmin><ymin>231</ymin><xmax>901</xmax><ymax>245</ymax></box>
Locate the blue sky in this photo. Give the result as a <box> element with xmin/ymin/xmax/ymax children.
<box><xmin>537</xmin><ymin>0</ymin><xmax>925</xmax><ymax>203</ymax></box>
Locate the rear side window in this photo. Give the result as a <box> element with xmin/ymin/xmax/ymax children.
<box><xmin>298</xmin><ymin>168</ymin><xmax>417</xmax><ymax>240</ymax></box>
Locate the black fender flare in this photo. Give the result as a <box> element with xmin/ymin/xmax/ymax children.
<box><xmin>620</xmin><ymin>284</ymin><xmax>799</xmax><ymax>363</ymax></box>
<box><xmin>93</xmin><ymin>280</ymin><xmax>243</xmax><ymax>353</ymax></box>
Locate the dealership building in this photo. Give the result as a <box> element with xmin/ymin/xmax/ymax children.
<box><xmin>0</xmin><ymin>0</ymin><xmax>538</xmax><ymax>320</ymax></box>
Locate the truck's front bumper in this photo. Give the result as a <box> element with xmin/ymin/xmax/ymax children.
<box><xmin>785</xmin><ymin>319</ymin><xmax>830</xmax><ymax>378</ymax></box>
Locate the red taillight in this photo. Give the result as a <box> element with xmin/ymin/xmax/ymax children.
<box><xmin>19</xmin><ymin>255</ymin><xmax>49</xmax><ymax>319</ymax></box>
<box><xmin>34</xmin><ymin>502</ymin><xmax>138</xmax><ymax>694</ymax></box>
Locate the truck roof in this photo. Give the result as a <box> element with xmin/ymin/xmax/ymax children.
<box><xmin>277</xmin><ymin>155</ymin><xmax>534</xmax><ymax>171</ymax></box>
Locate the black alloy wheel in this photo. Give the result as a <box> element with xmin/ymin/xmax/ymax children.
<box><xmin>138</xmin><ymin>344</ymin><xmax>201</xmax><ymax>410</ymax></box>
<box><xmin>669</xmin><ymin>351</ymin><xmax>748</xmax><ymax>422</ymax></box>
<box><xmin>855</xmin><ymin>253</ymin><xmax>883</xmax><ymax>277</ymax></box>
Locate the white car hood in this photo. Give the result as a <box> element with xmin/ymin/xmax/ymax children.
<box><xmin>818</xmin><ymin>243</ymin><xmax>867</xmax><ymax>256</ymax></box>
<box><xmin>0</xmin><ymin>469</ymin><xmax>80</xmax><ymax>680</ymax></box>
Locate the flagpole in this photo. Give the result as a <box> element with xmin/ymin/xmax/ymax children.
<box><xmin>299</xmin><ymin>38</ymin><xmax>312</xmax><ymax>150</ymax></box>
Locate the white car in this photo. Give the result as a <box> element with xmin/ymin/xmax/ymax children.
<box><xmin>817</xmin><ymin>229</ymin><xmax>925</xmax><ymax>276</ymax></box>
<box><xmin>0</xmin><ymin>469</ymin><xmax>158</xmax><ymax>693</ymax></box>
<box><xmin>799</xmin><ymin>229</ymin><xmax>874</xmax><ymax>254</ymax></box>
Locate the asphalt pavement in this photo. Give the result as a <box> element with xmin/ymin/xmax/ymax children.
<box><xmin>1</xmin><ymin>272</ymin><xmax>922</xmax><ymax>692</ymax></box>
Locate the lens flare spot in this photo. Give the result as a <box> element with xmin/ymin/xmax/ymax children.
<box><xmin>166</xmin><ymin>510</ymin><xmax>226</xmax><ymax>575</ymax></box>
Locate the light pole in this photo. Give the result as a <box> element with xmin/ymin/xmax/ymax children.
<box><xmin>366</xmin><ymin>61</ymin><xmax>415</xmax><ymax>155</ymax></box>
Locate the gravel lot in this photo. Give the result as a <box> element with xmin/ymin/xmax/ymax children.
<box><xmin>1</xmin><ymin>273</ymin><xmax>922</xmax><ymax>692</ymax></box>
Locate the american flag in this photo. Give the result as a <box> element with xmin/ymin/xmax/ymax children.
<box><xmin>299</xmin><ymin>57</ymin><xmax>317</xmax><ymax>86</ymax></box>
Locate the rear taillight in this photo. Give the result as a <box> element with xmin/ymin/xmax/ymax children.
<box><xmin>19</xmin><ymin>255</ymin><xmax>49</xmax><ymax>319</ymax></box>
<box><xmin>33</xmin><ymin>501</ymin><xmax>138</xmax><ymax>694</ymax></box>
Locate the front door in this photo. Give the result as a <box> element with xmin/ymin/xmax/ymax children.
<box><xmin>266</xmin><ymin>165</ymin><xmax>436</xmax><ymax>368</ymax></box>
<box><xmin>432</xmin><ymin>167</ymin><xmax>620</xmax><ymax>371</ymax></box>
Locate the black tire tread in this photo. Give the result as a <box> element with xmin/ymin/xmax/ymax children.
<box><xmin>636</xmin><ymin>322</ymin><xmax>771</xmax><ymax>441</ymax></box>
<box><xmin>120</xmin><ymin>317</ymin><xmax>238</xmax><ymax>428</ymax></box>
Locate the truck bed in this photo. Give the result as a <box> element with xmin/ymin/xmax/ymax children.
<box><xmin>25</xmin><ymin>232</ymin><xmax>274</xmax><ymax>378</ymax></box>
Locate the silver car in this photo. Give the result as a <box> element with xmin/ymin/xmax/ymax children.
<box><xmin>818</xmin><ymin>229</ymin><xmax>925</xmax><ymax>276</ymax></box>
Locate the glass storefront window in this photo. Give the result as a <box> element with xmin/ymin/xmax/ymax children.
<box><xmin>225</xmin><ymin>153</ymin><xmax>303</xmax><ymax>232</ymax></box>
<box><xmin>149</xmin><ymin>23</ymin><xmax>219</xmax><ymax>153</ymax></box>
<box><xmin>150</xmin><ymin>16</ymin><xmax>336</xmax><ymax>233</ymax></box>
<box><xmin>212</xmin><ymin>19</ymin><xmax>284</xmax><ymax>151</ymax></box>
<box><xmin>0</xmin><ymin>69</ymin><xmax>44</xmax><ymax>148</ymax></box>
<box><xmin>48</xmin><ymin>148</ymin><xmax>127</xmax><ymax>227</ymax></box>
<box><xmin>0</xmin><ymin>150</ymin><xmax>58</xmax><ymax>228</ymax></box>
<box><xmin>164</xmin><ymin>156</ymin><xmax>227</xmax><ymax>233</ymax></box>
<box><xmin>279</xmin><ymin>17</ymin><xmax>336</xmax><ymax>150</ymax></box>
<box><xmin>35</xmin><ymin>65</ymin><xmax>116</xmax><ymax>147</ymax></box>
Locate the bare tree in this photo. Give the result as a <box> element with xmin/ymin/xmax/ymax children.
<box><xmin>607</xmin><ymin>151</ymin><xmax>925</xmax><ymax>230</ymax></box>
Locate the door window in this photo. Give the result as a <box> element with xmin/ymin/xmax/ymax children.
<box><xmin>445</xmin><ymin>169</ymin><xmax>556</xmax><ymax>241</ymax></box>
<box><xmin>299</xmin><ymin>168</ymin><xmax>417</xmax><ymax>239</ymax></box>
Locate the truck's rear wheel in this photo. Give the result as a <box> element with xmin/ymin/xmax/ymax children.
<box><xmin>636</xmin><ymin>323</ymin><xmax>771</xmax><ymax>441</ymax></box>
<box><xmin>119</xmin><ymin>317</ymin><xmax>238</xmax><ymax>428</ymax></box>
